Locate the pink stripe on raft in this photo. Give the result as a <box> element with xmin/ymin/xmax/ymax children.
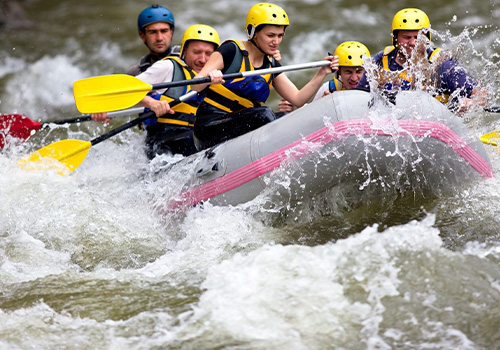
<box><xmin>168</xmin><ymin>119</ymin><xmax>493</xmax><ymax>210</ymax></box>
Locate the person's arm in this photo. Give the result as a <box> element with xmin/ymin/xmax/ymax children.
<box><xmin>455</xmin><ymin>89</ymin><xmax>488</xmax><ymax>114</ymax></box>
<box><xmin>278</xmin><ymin>98</ymin><xmax>295</xmax><ymax>112</ymax></box>
<box><xmin>137</xmin><ymin>96</ymin><xmax>174</xmax><ymax>117</ymax></box>
<box><xmin>91</xmin><ymin>60</ymin><xmax>176</xmax><ymax>122</ymax></box>
<box><xmin>91</xmin><ymin>112</ymin><xmax>111</xmax><ymax>123</ymax></box>
<box><xmin>273</xmin><ymin>55</ymin><xmax>339</xmax><ymax>108</ymax></box>
<box><xmin>272</xmin><ymin>49</ymin><xmax>282</xmax><ymax>62</ymax></box>
<box><xmin>313</xmin><ymin>82</ymin><xmax>331</xmax><ymax>101</ymax></box>
<box><xmin>439</xmin><ymin>60</ymin><xmax>488</xmax><ymax>114</ymax></box>
<box><xmin>190</xmin><ymin>51</ymin><xmax>225</xmax><ymax>92</ymax></box>
<box><xmin>134</xmin><ymin>60</ymin><xmax>177</xmax><ymax>116</ymax></box>
<box><xmin>136</xmin><ymin>60</ymin><xmax>174</xmax><ymax>95</ymax></box>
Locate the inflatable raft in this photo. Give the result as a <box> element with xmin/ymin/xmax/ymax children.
<box><xmin>157</xmin><ymin>90</ymin><xmax>493</xmax><ymax>212</ymax></box>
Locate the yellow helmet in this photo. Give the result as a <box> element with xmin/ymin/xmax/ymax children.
<box><xmin>180</xmin><ymin>24</ymin><xmax>220</xmax><ymax>57</ymax></box>
<box><xmin>334</xmin><ymin>41</ymin><xmax>370</xmax><ymax>67</ymax></box>
<box><xmin>392</xmin><ymin>8</ymin><xmax>431</xmax><ymax>46</ymax></box>
<box><xmin>245</xmin><ymin>3</ymin><xmax>289</xmax><ymax>39</ymax></box>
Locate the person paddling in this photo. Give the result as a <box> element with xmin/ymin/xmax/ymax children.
<box><xmin>92</xmin><ymin>25</ymin><xmax>220</xmax><ymax>159</ymax></box>
<box><xmin>187</xmin><ymin>2</ymin><xmax>339</xmax><ymax>151</ymax></box>
<box><xmin>136</xmin><ymin>24</ymin><xmax>220</xmax><ymax>158</ymax></box>
<box><xmin>356</xmin><ymin>8</ymin><xmax>488</xmax><ymax>114</ymax></box>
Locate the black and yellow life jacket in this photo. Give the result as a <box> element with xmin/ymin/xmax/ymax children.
<box><xmin>381</xmin><ymin>46</ymin><xmax>449</xmax><ymax>103</ymax></box>
<box><xmin>201</xmin><ymin>40</ymin><xmax>277</xmax><ymax>114</ymax></box>
<box><xmin>156</xmin><ymin>56</ymin><xmax>198</xmax><ymax>127</ymax></box>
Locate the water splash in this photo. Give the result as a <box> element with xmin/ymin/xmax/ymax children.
<box><xmin>363</xmin><ymin>26</ymin><xmax>500</xmax><ymax>120</ymax></box>
<box><xmin>159</xmin><ymin>215</ymin><xmax>500</xmax><ymax>350</ymax></box>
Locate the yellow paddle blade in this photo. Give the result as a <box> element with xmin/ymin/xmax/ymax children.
<box><xmin>480</xmin><ymin>130</ymin><xmax>499</xmax><ymax>147</ymax></box>
<box><xmin>73</xmin><ymin>74</ymin><xmax>152</xmax><ymax>113</ymax></box>
<box><xmin>18</xmin><ymin>139</ymin><xmax>92</xmax><ymax>174</ymax></box>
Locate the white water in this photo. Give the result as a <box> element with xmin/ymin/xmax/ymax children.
<box><xmin>2</xmin><ymin>88</ymin><xmax>500</xmax><ymax>348</ymax></box>
<box><xmin>1</xmin><ymin>1</ymin><xmax>500</xmax><ymax>348</ymax></box>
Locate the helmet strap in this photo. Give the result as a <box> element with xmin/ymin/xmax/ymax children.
<box><xmin>246</xmin><ymin>26</ymin><xmax>256</xmax><ymax>40</ymax></box>
<box><xmin>249</xmin><ymin>39</ymin><xmax>268</xmax><ymax>56</ymax></box>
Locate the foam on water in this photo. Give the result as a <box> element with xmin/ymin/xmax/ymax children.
<box><xmin>0</xmin><ymin>56</ymin><xmax>27</xmax><ymax>80</ymax></box>
<box><xmin>2</xmin><ymin>126</ymin><xmax>500</xmax><ymax>349</ymax></box>
<box><xmin>1</xmin><ymin>129</ymin><xmax>166</xmax><ymax>275</ymax></box>
<box><xmin>1</xmin><ymin>55</ymin><xmax>89</xmax><ymax>119</ymax></box>
<box><xmin>143</xmin><ymin>215</ymin><xmax>499</xmax><ymax>349</ymax></box>
<box><xmin>1</xmin><ymin>2</ymin><xmax>500</xmax><ymax>348</ymax></box>
<box><xmin>2</xmin><ymin>198</ymin><xmax>499</xmax><ymax>349</ymax></box>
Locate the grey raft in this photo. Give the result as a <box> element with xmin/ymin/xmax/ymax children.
<box><xmin>156</xmin><ymin>90</ymin><xmax>493</xmax><ymax>212</ymax></box>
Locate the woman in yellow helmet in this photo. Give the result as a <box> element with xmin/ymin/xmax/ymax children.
<box><xmin>188</xmin><ymin>3</ymin><xmax>339</xmax><ymax>151</ymax></box>
<box><xmin>134</xmin><ymin>24</ymin><xmax>220</xmax><ymax>159</ymax></box>
<box><xmin>356</xmin><ymin>8</ymin><xmax>487</xmax><ymax>114</ymax></box>
<box><xmin>313</xmin><ymin>41</ymin><xmax>370</xmax><ymax>100</ymax></box>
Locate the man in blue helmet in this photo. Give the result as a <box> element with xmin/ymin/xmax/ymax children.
<box><xmin>127</xmin><ymin>4</ymin><xmax>180</xmax><ymax>76</ymax></box>
<box><xmin>92</xmin><ymin>4</ymin><xmax>181</xmax><ymax>122</ymax></box>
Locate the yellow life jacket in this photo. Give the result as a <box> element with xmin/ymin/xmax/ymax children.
<box><xmin>157</xmin><ymin>56</ymin><xmax>198</xmax><ymax>126</ymax></box>
<box><xmin>381</xmin><ymin>46</ymin><xmax>449</xmax><ymax>103</ymax></box>
<box><xmin>202</xmin><ymin>40</ymin><xmax>276</xmax><ymax>114</ymax></box>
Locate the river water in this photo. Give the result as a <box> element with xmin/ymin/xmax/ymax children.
<box><xmin>1</xmin><ymin>0</ymin><xmax>500</xmax><ymax>349</ymax></box>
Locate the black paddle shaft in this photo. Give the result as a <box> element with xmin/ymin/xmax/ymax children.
<box><xmin>485</xmin><ymin>106</ymin><xmax>500</xmax><ymax>113</ymax></box>
<box><xmin>44</xmin><ymin>107</ymin><xmax>145</xmax><ymax>126</ymax></box>
<box><xmin>47</xmin><ymin>116</ymin><xmax>92</xmax><ymax>125</ymax></box>
<box><xmin>90</xmin><ymin>111</ymin><xmax>155</xmax><ymax>146</ymax></box>
<box><xmin>89</xmin><ymin>91</ymin><xmax>191</xmax><ymax>146</ymax></box>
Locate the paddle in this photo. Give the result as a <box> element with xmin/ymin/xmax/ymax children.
<box><xmin>18</xmin><ymin>110</ymin><xmax>156</xmax><ymax>173</ymax></box>
<box><xmin>480</xmin><ymin>130</ymin><xmax>499</xmax><ymax>147</ymax></box>
<box><xmin>484</xmin><ymin>107</ymin><xmax>500</xmax><ymax>113</ymax></box>
<box><xmin>73</xmin><ymin>60</ymin><xmax>332</xmax><ymax>113</ymax></box>
<box><xmin>0</xmin><ymin>107</ymin><xmax>144</xmax><ymax>148</ymax></box>
<box><xmin>18</xmin><ymin>92</ymin><xmax>198</xmax><ymax>173</ymax></box>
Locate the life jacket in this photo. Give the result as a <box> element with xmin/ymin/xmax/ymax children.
<box><xmin>328</xmin><ymin>77</ymin><xmax>345</xmax><ymax>92</ymax></box>
<box><xmin>136</xmin><ymin>45</ymin><xmax>181</xmax><ymax>74</ymax></box>
<box><xmin>381</xmin><ymin>46</ymin><xmax>449</xmax><ymax>103</ymax></box>
<box><xmin>201</xmin><ymin>40</ymin><xmax>277</xmax><ymax>114</ymax></box>
<box><xmin>155</xmin><ymin>56</ymin><xmax>198</xmax><ymax>127</ymax></box>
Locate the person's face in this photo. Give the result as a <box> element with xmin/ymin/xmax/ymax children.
<box><xmin>139</xmin><ymin>22</ymin><xmax>173</xmax><ymax>55</ymax></box>
<box><xmin>395</xmin><ymin>30</ymin><xmax>421</xmax><ymax>57</ymax></box>
<box><xmin>253</xmin><ymin>25</ymin><xmax>285</xmax><ymax>55</ymax></box>
<box><xmin>183</xmin><ymin>41</ymin><xmax>216</xmax><ymax>73</ymax></box>
<box><xmin>338</xmin><ymin>66</ymin><xmax>365</xmax><ymax>89</ymax></box>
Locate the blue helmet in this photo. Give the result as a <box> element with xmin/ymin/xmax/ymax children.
<box><xmin>137</xmin><ymin>4</ymin><xmax>175</xmax><ymax>32</ymax></box>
